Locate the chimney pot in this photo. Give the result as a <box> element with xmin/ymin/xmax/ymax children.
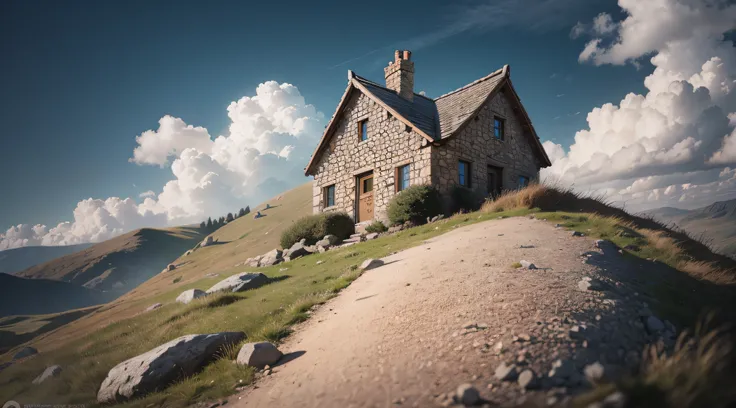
<box><xmin>394</xmin><ymin>50</ymin><xmax>401</xmax><ymax>62</ymax></box>
<box><xmin>403</xmin><ymin>50</ymin><xmax>411</xmax><ymax>60</ymax></box>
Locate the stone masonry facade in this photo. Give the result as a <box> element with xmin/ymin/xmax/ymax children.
<box><xmin>311</xmin><ymin>92</ymin><xmax>432</xmax><ymax>223</ymax></box>
<box><xmin>432</xmin><ymin>89</ymin><xmax>542</xmax><ymax>198</ymax></box>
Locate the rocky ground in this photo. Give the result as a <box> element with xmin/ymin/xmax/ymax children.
<box><xmin>227</xmin><ymin>216</ymin><xmax>677</xmax><ymax>408</ymax></box>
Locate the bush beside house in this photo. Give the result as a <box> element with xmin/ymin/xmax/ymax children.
<box><xmin>280</xmin><ymin>212</ymin><xmax>355</xmax><ymax>249</ymax></box>
<box><xmin>387</xmin><ymin>185</ymin><xmax>443</xmax><ymax>226</ymax></box>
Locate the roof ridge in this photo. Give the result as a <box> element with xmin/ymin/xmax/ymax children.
<box><xmin>434</xmin><ymin>65</ymin><xmax>508</xmax><ymax>101</ymax></box>
<box><xmin>352</xmin><ymin>73</ymin><xmax>435</xmax><ymax>102</ymax></box>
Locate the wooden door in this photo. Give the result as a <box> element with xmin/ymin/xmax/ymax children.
<box><xmin>357</xmin><ymin>173</ymin><xmax>374</xmax><ymax>222</ymax></box>
<box><xmin>487</xmin><ymin>166</ymin><xmax>503</xmax><ymax>198</ymax></box>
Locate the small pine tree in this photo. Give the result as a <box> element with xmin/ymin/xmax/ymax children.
<box><xmin>199</xmin><ymin>221</ymin><xmax>206</xmax><ymax>229</ymax></box>
<box><xmin>238</xmin><ymin>207</ymin><xmax>246</xmax><ymax>217</ymax></box>
<box><xmin>226</xmin><ymin>213</ymin><xmax>234</xmax><ymax>222</ymax></box>
<box><xmin>244</xmin><ymin>205</ymin><xmax>250</xmax><ymax>215</ymax></box>
<box><xmin>218</xmin><ymin>216</ymin><xmax>225</xmax><ymax>226</ymax></box>
<box><xmin>206</xmin><ymin>217</ymin><xmax>213</xmax><ymax>229</ymax></box>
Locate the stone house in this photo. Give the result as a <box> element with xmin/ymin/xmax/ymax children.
<box><xmin>304</xmin><ymin>50</ymin><xmax>551</xmax><ymax>224</ymax></box>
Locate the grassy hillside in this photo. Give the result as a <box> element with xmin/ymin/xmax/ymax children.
<box><xmin>0</xmin><ymin>244</ymin><xmax>92</xmax><ymax>275</ymax></box>
<box><xmin>0</xmin><ymin>307</ymin><xmax>100</xmax><ymax>355</ymax></box>
<box><xmin>642</xmin><ymin>199</ymin><xmax>736</xmax><ymax>259</ymax></box>
<box><xmin>1</xmin><ymin>182</ymin><xmax>734</xmax><ymax>407</ymax></box>
<box><xmin>17</xmin><ymin>226</ymin><xmax>203</xmax><ymax>292</ymax></box>
<box><xmin>3</xmin><ymin>182</ymin><xmax>313</xmax><ymax>358</ymax></box>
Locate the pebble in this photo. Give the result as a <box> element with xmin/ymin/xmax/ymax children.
<box><xmin>519</xmin><ymin>260</ymin><xmax>537</xmax><ymax>270</ymax></box>
<box><xmin>584</xmin><ymin>362</ymin><xmax>605</xmax><ymax>383</ymax></box>
<box><xmin>494</xmin><ymin>362</ymin><xmax>518</xmax><ymax>381</ymax></box>
<box><xmin>455</xmin><ymin>383</ymin><xmax>481</xmax><ymax>406</ymax></box>
<box><xmin>518</xmin><ymin>370</ymin><xmax>537</xmax><ymax>389</ymax></box>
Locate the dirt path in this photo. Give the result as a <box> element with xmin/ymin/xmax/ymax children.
<box><xmin>232</xmin><ymin>217</ymin><xmax>676</xmax><ymax>407</ymax></box>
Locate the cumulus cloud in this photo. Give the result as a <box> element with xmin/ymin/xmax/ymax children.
<box><xmin>544</xmin><ymin>0</ymin><xmax>736</xmax><ymax>211</ymax></box>
<box><xmin>1</xmin><ymin>81</ymin><xmax>324</xmax><ymax>250</ymax></box>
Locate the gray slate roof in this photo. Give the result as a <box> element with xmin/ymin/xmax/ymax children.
<box><xmin>353</xmin><ymin>75</ymin><xmax>440</xmax><ymax>140</ymax></box>
<box><xmin>434</xmin><ymin>68</ymin><xmax>506</xmax><ymax>139</ymax></box>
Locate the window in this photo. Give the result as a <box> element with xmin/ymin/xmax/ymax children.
<box><xmin>362</xmin><ymin>177</ymin><xmax>373</xmax><ymax>193</ymax></box>
<box><xmin>359</xmin><ymin>119</ymin><xmax>368</xmax><ymax>141</ymax></box>
<box><xmin>494</xmin><ymin>117</ymin><xmax>505</xmax><ymax>140</ymax></box>
<box><xmin>458</xmin><ymin>160</ymin><xmax>471</xmax><ymax>187</ymax></box>
<box><xmin>518</xmin><ymin>175</ymin><xmax>530</xmax><ymax>188</ymax></box>
<box><xmin>324</xmin><ymin>184</ymin><xmax>335</xmax><ymax>207</ymax></box>
<box><xmin>396</xmin><ymin>164</ymin><xmax>411</xmax><ymax>192</ymax></box>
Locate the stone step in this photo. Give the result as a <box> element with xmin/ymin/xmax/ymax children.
<box><xmin>349</xmin><ymin>233</ymin><xmax>363</xmax><ymax>238</ymax></box>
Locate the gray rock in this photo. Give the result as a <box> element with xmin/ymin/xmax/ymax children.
<box><xmin>548</xmin><ymin>359</ymin><xmax>576</xmax><ymax>381</ymax></box>
<box><xmin>236</xmin><ymin>342</ymin><xmax>283</xmax><ymax>369</ymax></box>
<box><xmin>32</xmin><ymin>365</ymin><xmax>62</xmax><ymax>385</ymax></box>
<box><xmin>518</xmin><ymin>369</ymin><xmax>537</xmax><ymax>389</ymax></box>
<box><xmin>206</xmin><ymin>272</ymin><xmax>269</xmax><ymax>294</ymax></box>
<box><xmin>145</xmin><ymin>303</ymin><xmax>163</xmax><ymax>312</ymax></box>
<box><xmin>431</xmin><ymin>215</ymin><xmax>440</xmax><ymax>223</ymax></box>
<box><xmin>176</xmin><ymin>289</ymin><xmax>207</xmax><ymax>304</ymax></box>
<box><xmin>365</xmin><ymin>232</ymin><xmax>379</xmax><ymax>240</ymax></box>
<box><xmin>584</xmin><ymin>362</ymin><xmax>605</xmax><ymax>383</ymax></box>
<box><xmin>323</xmin><ymin>234</ymin><xmax>340</xmax><ymax>245</ymax></box>
<box><xmin>569</xmin><ymin>325</ymin><xmax>587</xmax><ymax>340</ymax></box>
<box><xmin>572</xmin><ymin>231</ymin><xmax>584</xmax><ymax>237</ymax></box>
<box><xmin>259</xmin><ymin>249</ymin><xmax>283</xmax><ymax>266</ymax></box>
<box><xmin>645</xmin><ymin>316</ymin><xmax>665</xmax><ymax>333</ymax></box>
<box><xmin>360</xmin><ymin>259</ymin><xmax>384</xmax><ymax>271</ymax></box>
<box><xmin>299</xmin><ymin>238</ymin><xmax>307</xmax><ymax>245</ymax></box>
<box><xmin>519</xmin><ymin>260</ymin><xmax>537</xmax><ymax>270</ymax></box>
<box><xmin>578</xmin><ymin>277</ymin><xmax>603</xmax><ymax>291</ymax></box>
<box><xmin>13</xmin><ymin>347</ymin><xmax>38</xmax><ymax>360</ymax></box>
<box><xmin>286</xmin><ymin>242</ymin><xmax>309</xmax><ymax>259</ymax></box>
<box><xmin>97</xmin><ymin>332</ymin><xmax>245</xmax><ymax>403</ymax></box>
<box><xmin>602</xmin><ymin>391</ymin><xmax>626</xmax><ymax>408</ymax></box>
<box><xmin>200</xmin><ymin>236</ymin><xmax>214</xmax><ymax>247</ymax></box>
<box><xmin>494</xmin><ymin>362</ymin><xmax>518</xmax><ymax>381</ymax></box>
<box><xmin>455</xmin><ymin>383</ymin><xmax>480</xmax><ymax>406</ymax></box>
<box><xmin>388</xmin><ymin>226</ymin><xmax>403</xmax><ymax>233</ymax></box>
<box><xmin>167</xmin><ymin>264</ymin><xmax>176</xmax><ymax>271</ymax></box>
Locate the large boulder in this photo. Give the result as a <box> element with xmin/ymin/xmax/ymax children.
<box><xmin>13</xmin><ymin>346</ymin><xmax>38</xmax><ymax>361</ymax></box>
<box><xmin>166</xmin><ymin>264</ymin><xmax>176</xmax><ymax>271</ymax></box>
<box><xmin>206</xmin><ymin>272</ymin><xmax>269</xmax><ymax>294</ymax></box>
<box><xmin>32</xmin><ymin>365</ymin><xmax>62</xmax><ymax>385</ymax></box>
<box><xmin>97</xmin><ymin>332</ymin><xmax>245</xmax><ymax>403</ymax></box>
<box><xmin>286</xmin><ymin>242</ymin><xmax>309</xmax><ymax>259</ymax></box>
<box><xmin>259</xmin><ymin>249</ymin><xmax>283</xmax><ymax>267</ymax></box>
<box><xmin>236</xmin><ymin>342</ymin><xmax>283</xmax><ymax>369</ymax></box>
<box><xmin>176</xmin><ymin>289</ymin><xmax>207</xmax><ymax>305</ymax></box>
<box><xmin>247</xmin><ymin>255</ymin><xmax>263</xmax><ymax>268</ymax></box>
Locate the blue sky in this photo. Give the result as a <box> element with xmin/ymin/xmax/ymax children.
<box><xmin>8</xmin><ymin>0</ymin><xmax>732</xmax><ymax>245</ymax></box>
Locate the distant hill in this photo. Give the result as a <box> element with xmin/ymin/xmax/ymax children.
<box><xmin>0</xmin><ymin>244</ymin><xmax>92</xmax><ymax>275</ymax></box>
<box><xmin>0</xmin><ymin>273</ymin><xmax>112</xmax><ymax>316</ymax></box>
<box><xmin>641</xmin><ymin>198</ymin><xmax>736</xmax><ymax>259</ymax></box>
<box><xmin>16</xmin><ymin>227</ymin><xmax>203</xmax><ymax>292</ymax></box>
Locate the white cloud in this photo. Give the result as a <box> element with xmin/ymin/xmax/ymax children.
<box><xmin>544</xmin><ymin>0</ymin><xmax>736</xmax><ymax>212</ymax></box>
<box><xmin>1</xmin><ymin>81</ymin><xmax>324</xmax><ymax>250</ymax></box>
<box><xmin>570</xmin><ymin>21</ymin><xmax>586</xmax><ymax>39</ymax></box>
<box><xmin>592</xmin><ymin>12</ymin><xmax>617</xmax><ymax>35</ymax></box>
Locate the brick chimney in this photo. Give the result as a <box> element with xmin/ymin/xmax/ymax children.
<box><xmin>384</xmin><ymin>50</ymin><xmax>414</xmax><ymax>101</ymax></box>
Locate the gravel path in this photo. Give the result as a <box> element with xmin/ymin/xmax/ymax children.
<box><xmin>232</xmin><ymin>217</ymin><xmax>676</xmax><ymax>407</ymax></box>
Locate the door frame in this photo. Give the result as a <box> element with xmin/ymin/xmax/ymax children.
<box><xmin>355</xmin><ymin>170</ymin><xmax>374</xmax><ymax>223</ymax></box>
<box><xmin>487</xmin><ymin>164</ymin><xmax>503</xmax><ymax>198</ymax></box>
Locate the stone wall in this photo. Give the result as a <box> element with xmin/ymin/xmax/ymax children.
<box><xmin>432</xmin><ymin>89</ymin><xmax>542</xmax><ymax>202</ymax></box>
<box><xmin>311</xmin><ymin>91</ymin><xmax>432</xmax><ymax>223</ymax></box>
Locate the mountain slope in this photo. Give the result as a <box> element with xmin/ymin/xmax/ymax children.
<box><xmin>641</xmin><ymin>198</ymin><xmax>736</xmax><ymax>258</ymax></box>
<box><xmin>16</xmin><ymin>227</ymin><xmax>203</xmax><ymax>292</ymax></box>
<box><xmin>0</xmin><ymin>274</ymin><xmax>111</xmax><ymax>317</ymax></box>
<box><xmin>0</xmin><ymin>244</ymin><xmax>91</xmax><ymax>275</ymax></box>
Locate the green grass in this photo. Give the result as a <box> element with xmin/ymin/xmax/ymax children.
<box><xmin>0</xmin><ymin>208</ymin><xmax>533</xmax><ymax>408</ymax></box>
<box><xmin>511</xmin><ymin>262</ymin><xmax>522</xmax><ymax>269</ymax></box>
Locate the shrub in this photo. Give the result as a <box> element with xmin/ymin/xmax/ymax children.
<box><xmin>450</xmin><ymin>186</ymin><xmax>483</xmax><ymax>213</ymax></box>
<box><xmin>365</xmin><ymin>220</ymin><xmax>387</xmax><ymax>234</ymax></box>
<box><xmin>280</xmin><ymin>212</ymin><xmax>354</xmax><ymax>249</ymax></box>
<box><xmin>387</xmin><ymin>185</ymin><xmax>443</xmax><ymax>226</ymax></box>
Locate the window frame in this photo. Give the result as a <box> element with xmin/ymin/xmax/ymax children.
<box><xmin>358</xmin><ymin>119</ymin><xmax>369</xmax><ymax>142</ymax></box>
<box><xmin>493</xmin><ymin>116</ymin><xmax>505</xmax><ymax>141</ymax></box>
<box><xmin>458</xmin><ymin>160</ymin><xmax>472</xmax><ymax>188</ymax></box>
<box><xmin>324</xmin><ymin>184</ymin><xmax>336</xmax><ymax>207</ymax></box>
<box><xmin>395</xmin><ymin>164</ymin><xmax>411</xmax><ymax>192</ymax></box>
